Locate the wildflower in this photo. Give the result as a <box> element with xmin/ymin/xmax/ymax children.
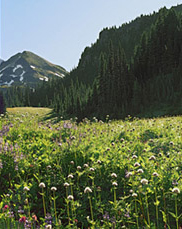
<box><xmin>23</xmin><ymin>186</ymin><xmax>30</xmax><ymax>192</ymax></box>
<box><xmin>84</xmin><ymin>187</ymin><xmax>92</xmax><ymax>193</ymax></box>
<box><xmin>24</xmin><ymin>198</ymin><xmax>28</xmax><ymax>205</ymax></box>
<box><xmin>134</xmin><ymin>162</ymin><xmax>140</xmax><ymax>167</ymax></box>
<box><xmin>132</xmin><ymin>155</ymin><xmax>138</xmax><ymax>159</ymax></box>
<box><xmin>149</xmin><ymin>155</ymin><xmax>156</xmax><ymax>161</ymax></box>
<box><xmin>172</xmin><ymin>180</ymin><xmax>178</xmax><ymax>186</ymax></box>
<box><xmin>68</xmin><ymin>174</ymin><xmax>74</xmax><ymax>179</ymax></box>
<box><xmin>125</xmin><ymin>172</ymin><xmax>132</xmax><ymax>178</ymax></box>
<box><xmin>129</xmin><ymin>189</ymin><xmax>133</xmax><ymax>193</ymax></box>
<box><xmin>70</xmin><ymin>161</ymin><xmax>74</xmax><ymax>165</ymax></box>
<box><xmin>169</xmin><ymin>141</ymin><xmax>174</xmax><ymax>146</ymax></box>
<box><xmin>47</xmin><ymin>165</ymin><xmax>51</xmax><ymax>169</ymax></box>
<box><xmin>137</xmin><ymin>169</ymin><xmax>144</xmax><ymax>174</ymax></box>
<box><xmin>39</xmin><ymin>182</ymin><xmax>46</xmax><ymax>188</ymax></box>
<box><xmin>45</xmin><ymin>225</ymin><xmax>52</xmax><ymax>229</ymax></box>
<box><xmin>124</xmin><ymin>212</ymin><xmax>130</xmax><ymax>218</ymax></box>
<box><xmin>84</xmin><ymin>163</ymin><xmax>89</xmax><ymax>168</ymax></box>
<box><xmin>112</xmin><ymin>181</ymin><xmax>118</xmax><ymax>186</ymax></box>
<box><xmin>19</xmin><ymin>216</ymin><xmax>26</xmax><ymax>223</ymax></box>
<box><xmin>152</xmin><ymin>172</ymin><xmax>159</xmax><ymax>177</ymax></box>
<box><xmin>89</xmin><ymin>167</ymin><xmax>95</xmax><ymax>172</ymax></box>
<box><xmin>32</xmin><ymin>214</ymin><xmax>37</xmax><ymax>221</ymax></box>
<box><xmin>77</xmin><ymin>166</ymin><xmax>81</xmax><ymax>170</ymax></box>
<box><xmin>74</xmin><ymin>219</ymin><xmax>78</xmax><ymax>223</ymax></box>
<box><xmin>172</xmin><ymin>187</ymin><xmax>180</xmax><ymax>194</ymax></box>
<box><xmin>4</xmin><ymin>205</ymin><xmax>9</xmax><ymax>210</ymax></box>
<box><xmin>103</xmin><ymin>212</ymin><xmax>110</xmax><ymax>220</ymax></box>
<box><xmin>132</xmin><ymin>193</ymin><xmax>138</xmax><ymax>197</ymax></box>
<box><xmin>97</xmin><ymin>186</ymin><xmax>101</xmax><ymax>191</ymax></box>
<box><xmin>51</xmin><ymin>187</ymin><xmax>57</xmax><ymax>192</ymax></box>
<box><xmin>141</xmin><ymin>178</ymin><xmax>148</xmax><ymax>185</ymax></box>
<box><xmin>67</xmin><ymin>195</ymin><xmax>74</xmax><ymax>201</ymax></box>
<box><xmin>64</xmin><ymin>182</ymin><xmax>70</xmax><ymax>187</ymax></box>
<box><xmin>97</xmin><ymin>160</ymin><xmax>101</xmax><ymax>164</ymax></box>
<box><xmin>111</xmin><ymin>173</ymin><xmax>117</xmax><ymax>178</ymax></box>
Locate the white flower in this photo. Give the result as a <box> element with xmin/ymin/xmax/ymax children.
<box><xmin>172</xmin><ymin>187</ymin><xmax>180</xmax><ymax>194</ymax></box>
<box><xmin>137</xmin><ymin>169</ymin><xmax>144</xmax><ymax>174</ymax></box>
<box><xmin>67</xmin><ymin>195</ymin><xmax>74</xmax><ymax>200</ymax></box>
<box><xmin>84</xmin><ymin>164</ymin><xmax>89</xmax><ymax>168</ymax></box>
<box><xmin>132</xmin><ymin>193</ymin><xmax>138</xmax><ymax>197</ymax></box>
<box><xmin>46</xmin><ymin>224</ymin><xmax>52</xmax><ymax>229</ymax></box>
<box><xmin>84</xmin><ymin>187</ymin><xmax>92</xmax><ymax>193</ymax></box>
<box><xmin>39</xmin><ymin>182</ymin><xmax>46</xmax><ymax>188</ymax></box>
<box><xmin>70</xmin><ymin>161</ymin><xmax>74</xmax><ymax>165</ymax></box>
<box><xmin>149</xmin><ymin>155</ymin><xmax>156</xmax><ymax>161</ymax></box>
<box><xmin>112</xmin><ymin>181</ymin><xmax>118</xmax><ymax>186</ymax></box>
<box><xmin>77</xmin><ymin>166</ymin><xmax>81</xmax><ymax>170</ymax></box>
<box><xmin>152</xmin><ymin>172</ymin><xmax>159</xmax><ymax>177</ymax></box>
<box><xmin>111</xmin><ymin>173</ymin><xmax>117</xmax><ymax>178</ymax></box>
<box><xmin>97</xmin><ymin>160</ymin><xmax>101</xmax><ymax>164</ymax></box>
<box><xmin>90</xmin><ymin>167</ymin><xmax>95</xmax><ymax>172</ymax></box>
<box><xmin>64</xmin><ymin>182</ymin><xmax>70</xmax><ymax>187</ymax></box>
<box><xmin>23</xmin><ymin>186</ymin><xmax>30</xmax><ymax>191</ymax></box>
<box><xmin>141</xmin><ymin>179</ymin><xmax>148</xmax><ymax>185</ymax></box>
<box><xmin>51</xmin><ymin>187</ymin><xmax>57</xmax><ymax>192</ymax></box>
<box><xmin>132</xmin><ymin>155</ymin><xmax>138</xmax><ymax>159</ymax></box>
<box><xmin>68</xmin><ymin>174</ymin><xmax>74</xmax><ymax>179</ymax></box>
<box><xmin>134</xmin><ymin>162</ymin><xmax>140</xmax><ymax>167</ymax></box>
<box><xmin>125</xmin><ymin>172</ymin><xmax>132</xmax><ymax>178</ymax></box>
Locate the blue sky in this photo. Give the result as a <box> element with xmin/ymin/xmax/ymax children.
<box><xmin>1</xmin><ymin>0</ymin><xmax>181</xmax><ymax>71</ymax></box>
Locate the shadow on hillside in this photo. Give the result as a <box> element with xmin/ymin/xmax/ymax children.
<box><xmin>40</xmin><ymin>111</ymin><xmax>62</xmax><ymax>124</ymax></box>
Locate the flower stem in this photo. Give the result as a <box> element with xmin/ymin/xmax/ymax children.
<box><xmin>145</xmin><ymin>193</ymin><xmax>150</xmax><ymax>227</ymax></box>
<box><xmin>154</xmin><ymin>186</ymin><xmax>159</xmax><ymax>228</ymax></box>
<box><xmin>88</xmin><ymin>195</ymin><xmax>94</xmax><ymax>221</ymax></box>
<box><xmin>53</xmin><ymin>191</ymin><xmax>58</xmax><ymax>226</ymax></box>
<box><xmin>135</xmin><ymin>198</ymin><xmax>139</xmax><ymax>229</ymax></box>
<box><xmin>42</xmin><ymin>188</ymin><xmax>46</xmax><ymax>218</ymax></box>
<box><xmin>66</xmin><ymin>188</ymin><xmax>70</xmax><ymax>225</ymax></box>
<box><xmin>175</xmin><ymin>195</ymin><xmax>179</xmax><ymax>229</ymax></box>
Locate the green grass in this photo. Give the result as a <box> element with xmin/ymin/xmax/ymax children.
<box><xmin>0</xmin><ymin>108</ymin><xmax>181</xmax><ymax>228</ymax></box>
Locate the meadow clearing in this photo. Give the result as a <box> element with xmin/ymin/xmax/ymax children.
<box><xmin>0</xmin><ymin>108</ymin><xmax>181</xmax><ymax>228</ymax></box>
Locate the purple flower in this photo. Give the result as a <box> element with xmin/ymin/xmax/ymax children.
<box><xmin>103</xmin><ymin>212</ymin><xmax>110</xmax><ymax>220</ymax></box>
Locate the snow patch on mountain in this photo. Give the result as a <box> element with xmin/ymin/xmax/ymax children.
<box><xmin>20</xmin><ymin>71</ymin><xmax>25</xmax><ymax>81</ymax></box>
<box><xmin>30</xmin><ymin>65</ymin><xmax>36</xmax><ymax>69</ymax></box>
<box><xmin>4</xmin><ymin>80</ymin><xmax>14</xmax><ymax>86</ymax></box>
<box><xmin>40</xmin><ymin>76</ymin><xmax>48</xmax><ymax>81</ymax></box>
<box><xmin>54</xmin><ymin>72</ymin><xmax>65</xmax><ymax>78</ymax></box>
<box><xmin>0</xmin><ymin>64</ymin><xmax>11</xmax><ymax>73</ymax></box>
<box><xmin>0</xmin><ymin>74</ymin><xmax>3</xmax><ymax>78</ymax></box>
<box><xmin>13</xmin><ymin>65</ymin><xmax>23</xmax><ymax>72</ymax></box>
<box><xmin>10</xmin><ymin>74</ymin><xmax>18</xmax><ymax>78</ymax></box>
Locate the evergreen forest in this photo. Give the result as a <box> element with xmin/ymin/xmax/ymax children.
<box><xmin>2</xmin><ymin>5</ymin><xmax>182</xmax><ymax>119</ymax></box>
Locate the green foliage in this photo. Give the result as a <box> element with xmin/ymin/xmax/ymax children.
<box><xmin>3</xmin><ymin>5</ymin><xmax>182</xmax><ymax>120</ymax></box>
<box><xmin>0</xmin><ymin>108</ymin><xmax>181</xmax><ymax>228</ymax></box>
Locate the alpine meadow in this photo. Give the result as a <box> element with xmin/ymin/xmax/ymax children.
<box><xmin>0</xmin><ymin>3</ymin><xmax>182</xmax><ymax>229</ymax></box>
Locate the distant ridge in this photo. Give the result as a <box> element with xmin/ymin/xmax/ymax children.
<box><xmin>0</xmin><ymin>51</ymin><xmax>68</xmax><ymax>87</ymax></box>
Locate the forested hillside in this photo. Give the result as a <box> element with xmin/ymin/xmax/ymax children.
<box><xmin>3</xmin><ymin>5</ymin><xmax>182</xmax><ymax>120</ymax></box>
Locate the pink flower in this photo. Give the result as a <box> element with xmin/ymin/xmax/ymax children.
<box><xmin>19</xmin><ymin>216</ymin><xmax>26</xmax><ymax>223</ymax></box>
<box><xmin>4</xmin><ymin>205</ymin><xmax>9</xmax><ymax>210</ymax></box>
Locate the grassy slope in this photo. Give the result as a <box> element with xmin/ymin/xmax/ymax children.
<box><xmin>0</xmin><ymin>108</ymin><xmax>182</xmax><ymax>228</ymax></box>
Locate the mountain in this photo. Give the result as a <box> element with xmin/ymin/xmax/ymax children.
<box><xmin>4</xmin><ymin>4</ymin><xmax>182</xmax><ymax>119</ymax></box>
<box><xmin>0</xmin><ymin>51</ymin><xmax>68</xmax><ymax>87</ymax></box>
<box><xmin>67</xmin><ymin>4</ymin><xmax>182</xmax><ymax>85</ymax></box>
<box><xmin>0</xmin><ymin>59</ymin><xmax>4</xmax><ymax>65</ymax></box>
